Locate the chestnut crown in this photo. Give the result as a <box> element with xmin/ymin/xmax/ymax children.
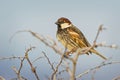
<box><xmin>55</xmin><ymin>17</ymin><xmax>72</xmax><ymax>25</ymax></box>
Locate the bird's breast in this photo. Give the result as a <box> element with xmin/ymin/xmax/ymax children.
<box><xmin>56</xmin><ymin>29</ymin><xmax>78</xmax><ymax>51</ymax></box>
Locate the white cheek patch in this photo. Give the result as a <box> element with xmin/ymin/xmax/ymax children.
<box><xmin>61</xmin><ymin>23</ymin><xmax>71</xmax><ymax>29</ymax></box>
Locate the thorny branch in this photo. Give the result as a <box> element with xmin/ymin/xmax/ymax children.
<box><xmin>1</xmin><ymin>24</ymin><xmax>119</xmax><ymax>80</ymax></box>
<box><xmin>25</xmin><ymin>25</ymin><xmax>119</xmax><ymax>80</ymax></box>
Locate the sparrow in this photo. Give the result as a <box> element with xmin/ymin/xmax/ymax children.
<box><xmin>55</xmin><ymin>17</ymin><xmax>107</xmax><ymax>60</ymax></box>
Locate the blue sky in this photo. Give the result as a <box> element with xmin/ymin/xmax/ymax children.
<box><xmin>0</xmin><ymin>0</ymin><xmax>120</xmax><ymax>80</ymax></box>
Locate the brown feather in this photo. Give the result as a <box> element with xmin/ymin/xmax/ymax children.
<box><xmin>56</xmin><ymin>17</ymin><xmax>107</xmax><ymax>60</ymax></box>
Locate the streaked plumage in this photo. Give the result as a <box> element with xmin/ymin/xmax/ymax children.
<box><xmin>55</xmin><ymin>17</ymin><xmax>107</xmax><ymax>60</ymax></box>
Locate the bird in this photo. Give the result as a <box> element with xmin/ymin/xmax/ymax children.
<box><xmin>55</xmin><ymin>17</ymin><xmax>107</xmax><ymax>60</ymax></box>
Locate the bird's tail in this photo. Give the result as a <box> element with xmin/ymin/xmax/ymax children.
<box><xmin>90</xmin><ymin>49</ymin><xmax>107</xmax><ymax>60</ymax></box>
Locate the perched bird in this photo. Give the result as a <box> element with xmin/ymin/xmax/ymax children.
<box><xmin>55</xmin><ymin>17</ymin><xmax>107</xmax><ymax>60</ymax></box>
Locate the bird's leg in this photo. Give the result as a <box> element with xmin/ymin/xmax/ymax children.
<box><xmin>65</xmin><ymin>48</ymin><xmax>78</xmax><ymax>56</ymax></box>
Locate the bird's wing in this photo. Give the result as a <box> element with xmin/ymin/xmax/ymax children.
<box><xmin>67</xmin><ymin>25</ymin><xmax>91</xmax><ymax>48</ymax></box>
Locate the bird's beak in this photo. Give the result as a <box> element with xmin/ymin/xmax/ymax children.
<box><xmin>55</xmin><ymin>21</ymin><xmax>59</xmax><ymax>25</ymax></box>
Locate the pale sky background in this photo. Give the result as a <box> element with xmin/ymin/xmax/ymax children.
<box><xmin>0</xmin><ymin>0</ymin><xmax>120</xmax><ymax>80</ymax></box>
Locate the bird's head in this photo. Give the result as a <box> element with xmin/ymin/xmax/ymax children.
<box><xmin>55</xmin><ymin>17</ymin><xmax>72</xmax><ymax>29</ymax></box>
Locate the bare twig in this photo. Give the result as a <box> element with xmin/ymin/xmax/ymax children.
<box><xmin>24</xmin><ymin>46</ymin><xmax>40</xmax><ymax>80</ymax></box>
<box><xmin>76</xmin><ymin>61</ymin><xmax>120</xmax><ymax>79</ymax></box>
<box><xmin>11</xmin><ymin>55</ymin><xmax>26</xmax><ymax>80</ymax></box>
<box><xmin>94</xmin><ymin>24</ymin><xmax>105</xmax><ymax>43</ymax></box>
<box><xmin>0</xmin><ymin>56</ymin><xmax>23</xmax><ymax>60</ymax></box>
<box><xmin>9</xmin><ymin>25</ymin><xmax>120</xmax><ymax>80</ymax></box>
<box><xmin>42</xmin><ymin>51</ymin><xmax>65</xmax><ymax>80</ymax></box>
<box><xmin>10</xmin><ymin>30</ymin><xmax>63</xmax><ymax>55</ymax></box>
<box><xmin>32</xmin><ymin>56</ymin><xmax>43</xmax><ymax>63</ymax></box>
<box><xmin>112</xmin><ymin>75</ymin><xmax>120</xmax><ymax>80</ymax></box>
<box><xmin>18</xmin><ymin>56</ymin><xmax>26</xmax><ymax>79</ymax></box>
<box><xmin>96</xmin><ymin>43</ymin><xmax>119</xmax><ymax>49</ymax></box>
<box><xmin>91</xmin><ymin>70</ymin><xmax>96</xmax><ymax>80</ymax></box>
<box><xmin>66</xmin><ymin>25</ymin><xmax>106</xmax><ymax>80</ymax></box>
<box><xmin>12</xmin><ymin>66</ymin><xmax>25</xmax><ymax>80</ymax></box>
<box><xmin>11</xmin><ymin>46</ymin><xmax>40</xmax><ymax>80</ymax></box>
<box><xmin>9</xmin><ymin>30</ymin><xmax>28</xmax><ymax>43</ymax></box>
<box><xmin>18</xmin><ymin>46</ymin><xmax>35</xmax><ymax>76</ymax></box>
<box><xmin>28</xmin><ymin>30</ymin><xmax>63</xmax><ymax>56</ymax></box>
<box><xmin>51</xmin><ymin>53</ymin><xmax>64</xmax><ymax>80</ymax></box>
<box><xmin>42</xmin><ymin>51</ymin><xmax>55</xmax><ymax>71</ymax></box>
<box><xmin>0</xmin><ymin>76</ymin><xmax>5</xmax><ymax>80</ymax></box>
